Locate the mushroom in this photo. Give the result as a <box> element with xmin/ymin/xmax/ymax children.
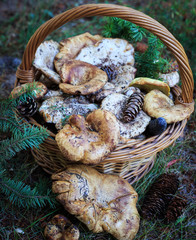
<box><xmin>52</xmin><ymin>165</ymin><xmax>140</xmax><ymax>240</ymax></box>
<box><xmin>33</xmin><ymin>40</ymin><xmax>61</xmax><ymax>84</ymax></box>
<box><xmin>54</xmin><ymin>32</ymin><xmax>103</xmax><ymax>73</ymax></box>
<box><xmin>76</xmin><ymin>38</ymin><xmax>136</xmax><ymax>93</ymax></box>
<box><xmin>118</xmin><ymin>111</ymin><xmax>151</xmax><ymax>139</ymax></box>
<box><xmin>124</xmin><ymin>86</ymin><xmax>141</xmax><ymax>97</ymax></box>
<box><xmin>75</xmin><ymin>38</ymin><xmax>135</xmax><ymax>67</ymax></box>
<box><xmin>39</xmin><ymin>96</ymin><xmax>98</xmax><ymax>130</ymax></box>
<box><xmin>101</xmin><ymin>93</ymin><xmax>127</xmax><ymax>120</ymax></box>
<box><xmin>129</xmin><ymin>77</ymin><xmax>170</xmax><ymax>96</ymax></box>
<box><xmin>143</xmin><ymin>89</ymin><xmax>194</xmax><ymax>123</ymax></box>
<box><xmin>86</xmin><ymin>82</ymin><xmax>117</xmax><ymax>103</ymax></box>
<box><xmin>55</xmin><ymin>109</ymin><xmax>120</xmax><ymax>164</ymax></box>
<box><xmin>101</xmin><ymin>93</ymin><xmax>151</xmax><ymax>139</ymax></box>
<box><xmin>10</xmin><ymin>81</ymin><xmax>47</xmax><ymax>100</ymax></box>
<box><xmin>43</xmin><ymin>89</ymin><xmax>64</xmax><ymax>100</ymax></box>
<box><xmin>58</xmin><ymin>60</ymin><xmax>108</xmax><ymax>95</ymax></box>
<box><xmin>111</xmin><ymin>65</ymin><xmax>136</xmax><ymax>93</ymax></box>
<box><xmin>44</xmin><ymin>214</ymin><xmax>80</xmax><ymax>240</ymax></box>
<box><xmin>159</xmin><ymin>71</ymin><xmax>180</xmax><ymax>87</ymax></box>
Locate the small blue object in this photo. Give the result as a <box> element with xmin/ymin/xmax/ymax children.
<box><xmin>146</xmin><ymin>117</ymin><xmax>167</xmax><ymax>136</ymax></box>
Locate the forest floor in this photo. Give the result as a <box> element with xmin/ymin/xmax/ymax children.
<box><xmin>0</xmin><ymin>0</ymin><xmax>195</xmax><ymax>239</ymax></box>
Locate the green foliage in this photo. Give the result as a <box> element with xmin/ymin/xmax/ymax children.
<box><xmin>0</xmin><ymin>124</ymin><xmax>49</xmax><ymax>161</ymax></box>
<box><xmin>0</xmin><ymin>83</ymin><xmax>49</xmax><ymax>161</ymax></box>
<box><xmin>135</xmin><ymin>35</ymin><xmax>170</xmax><ymax>78</ymax></box>
<box><xmin>103</xmin><ymin>17</ymin><xmax>170</xmax><ymax>78</ymax></box>
<box><xmin>103</xmin><ymin>17</ymin><xmax>147</xmax><ymax>42</ymax></box>
<box><xmin>0</xmin><ymin>170</ymin><xmax>56</xmax><ymax>209</ymax></box>
<box><xmin>0</xmin><ymin>83</ymin><xmax>55</xmax><ymax>209</ymax></box>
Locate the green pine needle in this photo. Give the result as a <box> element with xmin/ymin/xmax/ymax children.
<box><xmin>102</xmin><ymin>17</ymin><xmax>170</xmax><ymax>78</ymax></box>
<box><xmin>0</xmin><ymin>124</ymin><xmax>49</xmax><ymax>161</ymax></box>
<box><xmin>103</xmin><ymin>17</ymin><xmax>147</xmax><ymax>42</ymax></box>
<box><xmin>0</xmin><ymin>83</ymin><xmax>54</xmax><ymax>209</ymax></box>
<box><xmin>0</xmin><ymin>83</ymin><xmax>50</xmax><ymax>161</ymax></box>
<box><xmin>0</xmin><ymin>171</ymin><xmax>56</xmax><ymax>209</ymax></box>
<box><xmin>8</xmin><ymin>81</ymin><xmax>43</xmax><ymax>102</ymax></box>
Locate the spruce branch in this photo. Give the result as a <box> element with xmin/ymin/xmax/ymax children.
<box><xmin>0</xmin><ymin>81</ymin><xmax>54</xmax><ymax>210</ymax></box>
<box><xmin>0</xmin><ymin>99</ymin><xmax>24</xmax><ymax>134</ymax></box>
<box><xmin>0</xmin><ymin>124</ymin><xmax>49</xmax><ymax>161</ymax></box>
<box><xmin>0</xmin><ymin>84</ymin><xmax>50</xmax><ymax>161</ymax></box>
<box><xmin>0</xmin><ymin>115</ymin><xmax>24</xmax><ymax>134</ymax></box>
<box><xmin>0</xmin><ymin>170</ymin><xmax>57</xmax><ymax>209</ymax></box>
<box><xmin>102</xmin><ymin>17</ymin><xmax>147</xmax><ymax>42</ymax></box>
<box><xmin>8</xmin><ymin>81</ymin><xmax>43</xmax><ymax>102</ymax></box>
<box><xmin>102</xmin><ymin>17</ymin><xmax>170</xmax><ymax>78</ymax></box>
<box><xmin>135</xmin><ymin>38</ymin><xmax>170</xmax><ymax>79</ymax></box>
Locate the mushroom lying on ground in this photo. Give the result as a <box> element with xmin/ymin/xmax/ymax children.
<box><xmin>143</xmin><ymin>89</ymin><xmax>194</xmax><ymax>123</ymax></box>
<box><xmin>52</xmin><ymin>165</ymin><xmax>140</xmax><ymax>240</ymax></box>
<box><xmin>10</xmin><ymin>81</ymin><xmax>48</xmax><ymax>100</ymax></box>
<box><xmin>55</xmin><ymin>109</ymin><xmax>120</xmax><ymax>164</ymax></box>
<box><xmin>33</xmin><ymin>40</ymin><xmax>61</xmax><ymax>84</ymax></box>
<box><xmin>44</xmin><ymin>214</ymin><xmax>80</xmax><ymax>240</ymax></box>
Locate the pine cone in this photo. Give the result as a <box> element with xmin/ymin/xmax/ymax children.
<box><xmin>164</xmin><ymin>195</ymin><xmax>187</xmax><ymax>224</ymax></box>
<box><xmin>17</xmin><ymin>96</ymin><xmax>38</xmax><ymax>117</ymax></box>
<box><xmin>100</xmin><ymin>66</ymin><xmax>117</xmax><ymax>82</ymax></box>
<box><xmin>122</xmin><ymin>92</ymin><xmax>144</xmax><ymax>122</ymax></box>
<box><xmin>141</xmin><ymin>173</ymin><xmax>179</xmax><ymax>220</ymax></box>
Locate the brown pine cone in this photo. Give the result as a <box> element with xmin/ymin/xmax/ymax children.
<box><xmin>164</xmin><ymin>195</ymin><xmax>187</xmax><ymax>224</ymax></box>
<box><xmin>122</xmin><ymin>92</ymin><xmax>144</xmax><ymax>122</ymax></box>
<box><xmin>141</xmin><ymin>173</ymin><xmax>179</xmax><ymax>220</ymax></box>
<box><xmin>17</xmin><ymin>96</ymin><xmax>38</xmax><ymax>117</ymax></box>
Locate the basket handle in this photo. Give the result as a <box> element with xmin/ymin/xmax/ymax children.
<box><xmin>16</xmin><ymin>4</ymin><xmax>194</xmax><ymax>103</ymax></box>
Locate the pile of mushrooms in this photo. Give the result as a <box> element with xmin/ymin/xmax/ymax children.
<box><xmin>32</xmin><ymin>32</ymin><xmax>143</xmax><ymax>163</ymax></box>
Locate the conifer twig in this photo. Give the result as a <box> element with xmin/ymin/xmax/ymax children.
<box><xmin>0</xmin><ymin>175</ymin><xmax>57</xmax><ymax>209</ymax></box>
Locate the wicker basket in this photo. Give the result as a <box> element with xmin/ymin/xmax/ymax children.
<box><xmin>15</xmin><ymin>4</ymin><xmax>194</xmax><ymax>184</ymax></box>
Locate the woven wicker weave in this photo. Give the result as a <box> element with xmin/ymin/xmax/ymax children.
<box><xmin>15</xmin><ymin>4</ymin><xmax>194</xmax><ymax>184</ymax></box>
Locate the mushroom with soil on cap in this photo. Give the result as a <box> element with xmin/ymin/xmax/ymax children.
<box><xmin>44</xmin><ymin>214</ymin><xmax>80</xmax><ymax>240</ymax></box>
<box><xmin>52</xmin><ymin>165</ymin><xmax>140</xmax><ymax>240</ymax></box>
